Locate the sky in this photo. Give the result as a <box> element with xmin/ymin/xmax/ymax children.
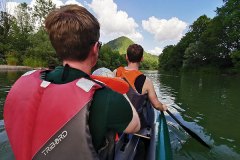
<box><xmin>5</xmin><ymin>0</ymin><xmax>224</xmax><ymax>55</ymax></box>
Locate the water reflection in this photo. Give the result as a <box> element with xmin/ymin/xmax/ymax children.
<box><xmin>0</xmin><ymin>71</ymin><xmax>26</xmax><ymax>119</ymax></box>
<box><xmin>0</xmin><ymin>120</ymin><xmax>15</xmax><ymax>160</ymax></box>
<box><xmin>155</xmin><ymin>71</ymin><xmax>240</xmax><ymax>159</ymax></box>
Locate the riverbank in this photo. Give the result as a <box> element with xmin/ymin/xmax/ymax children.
<box><xmin>0</xmin><ymin>65</ymin><xmax>32</xmax><ymax>71</ymax></box>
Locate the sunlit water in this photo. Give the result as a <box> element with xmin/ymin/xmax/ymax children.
<box><xmin>1</xmin><ymin>70</ymin><xmax>240</xmax><ymax>159</ymax></box>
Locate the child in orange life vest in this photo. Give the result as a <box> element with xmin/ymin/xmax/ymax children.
<box><xmin>92</xmin><ymin>67</ymin><xmax>134</xmax><ymax>104</ymax></box>
<box><xmin>92</xmin><ymin>67</ymin><xmax>138</xmax><ymax>141</ymax></box>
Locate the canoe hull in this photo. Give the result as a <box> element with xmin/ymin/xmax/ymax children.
<box><xmin>114</xmin><ymin>109</ymin><xmax>172</xmax><ymax>160</ymax></box>
<box><xmin>0</xmin><ymin>110</ymin><xmax>172</xmax><ymax>160</ymax></box>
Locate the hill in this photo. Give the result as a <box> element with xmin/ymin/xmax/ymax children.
<box><xmin>106</xmin><ymin>36</ymin><xmax>134</xmax><ymax>54</ymax></box>
<box><xmin>104</xmin><ymin>36</ymin><xmax>159</xmax><ymax>70</ymax></box>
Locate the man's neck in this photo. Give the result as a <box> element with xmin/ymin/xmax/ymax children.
<box><xmin>63</xmin><ymin>60</ymin><xmax>91</xmax><ymax>75</ymax></box>
<box><xmin>126</xmin><ymin>62</ymin><xmax>140</xmax><ymax>70</ymax></box>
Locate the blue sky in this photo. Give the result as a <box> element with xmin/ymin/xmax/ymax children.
<box><xmin>7</xmin><ymin>0</ymin><xmax>224</xmax><ymax>55</ymax></box>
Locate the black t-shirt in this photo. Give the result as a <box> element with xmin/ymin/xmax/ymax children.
<box><xmin>134</xmin><ymin>74</ymin><xmax>146</xmax><ymax>94</ymax></box>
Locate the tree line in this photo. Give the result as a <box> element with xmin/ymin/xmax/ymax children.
<box><xmin>0</xmin><ymin>0</ymin><xmax>58</xmax><ymax>67</ymax></box>
<box><xmin>159</xmin><ymin>0</ymin><xmax>240</xmax><ymax>74</ymax></box>
<box><xmin>2</xmin><ymin>0</ymin><xmax>237</xmax><ymax>72</ymax></box>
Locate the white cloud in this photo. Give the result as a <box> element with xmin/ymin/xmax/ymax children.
<box><xmin>8</xmin><ymin>0</ymin><xmax>83</xmax><ymax>16</ymax></box>
<box><xmin>6</xmin><ymin>2</ymin><xmax>19</xmax><ymax>16</ymax></box>
<box><xmin>142</xmin><ymin>16</ymin><xmax>187</xmax><ymax>42</ymax></box>
<box><xmin>148</xmin><ymin>47</ymin><xmax>163</xmax><ymax>56</ymax></box>
<box><xmin>52</xmin><ymin>0</ymin><xmax>64</xmax><ymax>7</ymax></box>
<box><xmin>6</xmin><ymin>0</ymin><xmax>142</xmax><ymax>43</ymax></box>
<box><xmin>88</xmin><ymin>0</ymin><xmax>143</xmax><ymax>42</ymax></box>
<box><xmin>29</xmin><ymin>0</ymin><xmax>82</xmax><ymax>10</ymax></box>
<box><xmin>65</xmin><ymin>0</ymin><xmax>83</xmax><ymax>6</ymax></box>
<box><xmin>6</xmin><ymin>0</ymin><xmax>84</xmax><ymax>30</ymax></box>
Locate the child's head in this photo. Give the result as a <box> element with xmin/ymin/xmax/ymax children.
<box><xmin>92</xmin><ymin>67</ymin><xmax>114</xmax><ymax>77</ymax></box>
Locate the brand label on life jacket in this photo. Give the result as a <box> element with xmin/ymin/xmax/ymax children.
<box><xmin>41</xmin><ymin>130</ymin><xmax>68</xmax><ymax>156</ymax></box>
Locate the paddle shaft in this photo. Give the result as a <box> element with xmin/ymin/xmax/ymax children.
<box><xmin>166</xmin><ymin>110</ymin><xmax>211</xmax><ymax>149</ymax></box>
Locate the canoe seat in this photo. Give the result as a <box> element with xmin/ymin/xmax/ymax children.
<box><xmin>115</xmin><ymin>134</ymin><xmax>140</xmax><ymax>160</ymax></box>
<box><xmin>134</xmin><ymin>127</ymin><xmax>152</xmax><ymax>139</ymax></box>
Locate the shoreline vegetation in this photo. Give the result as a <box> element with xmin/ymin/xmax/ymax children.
<box><xmin>158</xmin><ymin>1</ymin><xmax>240</xmax><ymax>74</ymax></box>
<box><xmin>0</xmin><ymin>65</ymin><xmax>32</xmax><ymax>71</ymax></box>
<box><xmin>1</xmin><ymin>65</ymin><xmax>239</xmax><ymax>76</ymax></box>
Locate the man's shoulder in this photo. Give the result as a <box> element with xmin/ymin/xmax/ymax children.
<box><xmin>94</xmin><ymin>86</ymin><xmax>126</xmax><ymax>102</ymax></box>
<box><xmin>92</xmin><ymin>86</ymin><xmax>131</xmax><ymax>113</ymax></box>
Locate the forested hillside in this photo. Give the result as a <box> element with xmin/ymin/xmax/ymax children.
<box><xmin>103</xmin><ymin>36</ymin><xmax>158</xmax><ymax>70</ymax></box>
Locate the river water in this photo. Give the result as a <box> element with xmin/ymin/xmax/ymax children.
<box><xmin>0</xmin><ymin>70</ymin><xmax>240</xmax><ymax>159</ymax></box>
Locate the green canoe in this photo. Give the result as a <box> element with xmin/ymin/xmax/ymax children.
<box><xmin>114</xmin><ymin>106</ymin><xmax>172</xmax><ymax>160</ymax></box>
<box><xmin>0</xmin><ymin>108</ymin><xmax>172</xmax><ymax>160</ymax></box>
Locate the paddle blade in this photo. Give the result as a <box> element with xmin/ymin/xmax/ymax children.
<box><xmin>166</xmin><ymin>110</ymin><xmax>211</xmax><ymax>149</ymax></box>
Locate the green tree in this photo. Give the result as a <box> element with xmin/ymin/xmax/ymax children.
<box><xmin>16</xmin><ymin>3</ymin><xmax>33</xmax><ymax>33</ymax></box>
<box><xmin>96</xmin><ymin>45</ymin><xmax>127</xmax><ymax>70</ymax></box>
<box><xmin>6</xmin><ymin>3</ymin><xmax>34</xmax><ymax>64</ymax></box>
<box><xmin>183</xmin><ymin>42</ymin><xmax>204</xmax><ymax>68</ymax></box>
<box><xmin>188</xmin><ymin>15</ymin><xmax>211</xmax><ymax>41</ymax></box>
<box><xmin>0</xmin><ymin>11</ymin><xmax>14</xmax><ymax>63</ymax></box>
<box><xmin>159</xmin><ymin>0</ymin><xmax>240</xmax><ymax>72</ymax></box>
<box><xmin>230</xmin><ymin>50</ymin><xmax>240</xmax><ymax>68</ymax></box>
<box><xmin>33</xmin><ymin>0</ymin><xmax>56</xmax><ymax>27</ymax></box>
<box><xmin>183</xmin><ymin>15</ymin><xmax>211</xmax><ymax>68</ymax></box>
<box><xmin>24</xmin><ymin>29</ymin><xmax>55</xmax><ymax>67</ymax></box>
<box><xmin>142</xmin><ymin>53</ymin><xmax>158</xmax><ymax>70</ymax></box>
<box><xmin>159</xmin><ymin>45</ymin><xmax>175</xmax><ymax>71</ymax></box>
<box><xmin>97</xmin><ymin>45</ymin><xmax>112</xmax><ymax>68</ymax></box>
<box><xmin>199</xmin><ymin>17</ymin><xmax>226</xmax><ymax>67</ymax></box>
<box><xmin>215</xmin><ymin>0</ymin><xmax>240</xmax><ymax>68</ymax></box>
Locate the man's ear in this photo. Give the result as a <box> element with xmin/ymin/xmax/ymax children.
<box><xmin>140</xmin><ymin>57</ymin><xmax>144</xmax><ymax>62</ymax></box>
<box><xmin>90</xmin><ymin>42</ymin><xmax>99</xmax><ymax>56</ymax></box>
<box><xmin>125</xmin><ymin>54</ymin><xmax>128</xmax><ymax>61</ymax></box>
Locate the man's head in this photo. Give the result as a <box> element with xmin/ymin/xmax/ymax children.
<box><xmin>45</xmin><ymin>5</ymin><xmax>100</xmax><ymax>62</ymax></box>
<box><xmin>126</xmin><ymin>44</ymin><xmax>144</xmax><ymax>63</ymax></box>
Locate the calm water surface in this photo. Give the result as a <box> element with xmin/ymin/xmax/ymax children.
<box><xmin>0</xmin><ymin>71</ymin><xmax>26</xmax><ymax>119</ymax></box>
<box><xmin>0</xmin><ymin>70</ymin><xmax>240</xmax><ymax>159</ymax></box>
<box><xmin>145</xmin><ymin>71</ymin><xmax>240</xmax><ymax>160</ymax></box>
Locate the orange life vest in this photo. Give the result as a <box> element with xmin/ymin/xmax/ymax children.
<box><xmin>91</xmin><ymin>75</ymin><xmax>129</xmax><ymax>94</ymax></box>
<box><xmin>116</xmin><ymin>66</ymin><xmax>143</xmax><ymax>90</ymax></box>
<box><xmin>116</xmin><ymin>67</ymin><xmax>152</xmax><ymax>128</ymax></box>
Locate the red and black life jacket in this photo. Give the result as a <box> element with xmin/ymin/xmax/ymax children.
<box><xmin>4</xmin><ymin>70</ymin><xmax>102</xmax><ymax>160</ymax></box>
